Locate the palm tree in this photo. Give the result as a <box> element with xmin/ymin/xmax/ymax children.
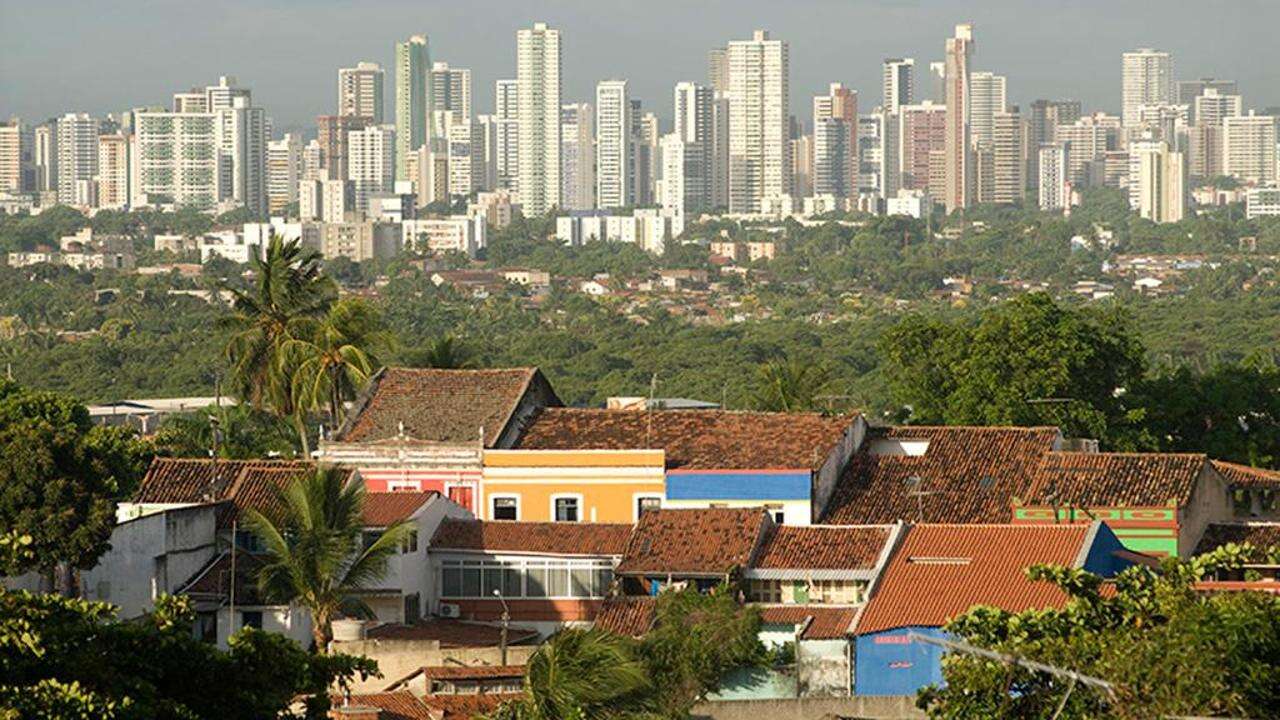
<box><xmin>486</xmin><ymin>628</ymin><xmax>654</xmax><ymax>720</ymax></box>
<box><xmin>221</xmin><ymin>235</ymin><xmax>335</xmax><ymax>452</ymax></box>
<box><xmin>244</xmin><ymin>465</ymin><xmax>411</xmax><ymax>652</ymax></box>
<box><xmin>419</xmin><ymin>335</ymin><xmax>472</xmax><ymax>369</ymax></box>
<box><xmin>751</xmin><ymin>357</ymin><xmax>833</xmax><ymax>412</ymax></box>
<box><xmin>283</xmin><ymin>298</ymin><xmax>393</xmax><ymax>429</ymax></box>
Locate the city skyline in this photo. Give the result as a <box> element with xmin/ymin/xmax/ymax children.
<box><xmin>2</xmin><ymin>1</ymin><xmax>1278</xmax><ymax>130</ymax></box>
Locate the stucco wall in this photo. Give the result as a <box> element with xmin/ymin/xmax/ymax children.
<box><xmin>329</xmin><ymin>640</ymin><xmax>539</xmax><ymax>693</ymax></box>
<box><xmin>692</xmin><ymin>696</ymin><xmax>924</xmax><ymax>720</ymax></box>
<box><xmin>797</xmin><ymin>638</ymin><xmax>851</xmax><ymax>697</ymax></box>
<box><xmin>1180</xmin><ymin>464</ymin><xmax>1232</xmax><ymax>558</ymax></box>
<box><xmin>813</xmin><ymin>416</ymin><xmax>867</xmax><ymax>522</ymax></box>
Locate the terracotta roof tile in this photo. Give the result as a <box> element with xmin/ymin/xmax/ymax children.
<box><xmin>1025</xmin><ymin>452</ymin><xmax>1208</xmax><ymax>507</ymax></box>
<box><xmin>418</xmin><ymin>693</ymin><xmax>521</xmax><ymax>720</ymax></box>
<box><xmin>753</xmin><ymin>525</ymin><xmax>892</xmax><ymax>571</ymax></box>
<box><xmin>1194</xmin><ymin>523</ymin><xmax>1280</xmax><ymax>555</ymax></box>
<box><xmin>337</xmin><ymin>367</ymin><xmax>557</xmax><ymax>447</ymax></box>
<box><xmin>1211</xmin><ymin>460</ymin><xmax>1280</xmax><ymax>489</ymax></box>
<box><xmin>429</xmin><ymin>519</ymin><xmax>631</xmax><ymax>556</ymax></box>
<box><xmin>758</xmin><ymin>605</ymin><xmax>859</xmax><ymax>640</ymax></box>
<box><xmin>331</xmin><ymin>692</ymin><xmax>434</xmax><ymax>720</ymax></box>
<box><xmin>616</xmin><ymin>508</ymin><xmax>770</xmax><ymax>577</ymax></box>
<box><xmin>855</xmin><ymin>524</ymin><xmax>1092</xmax><ymax>635</ymax></box>
<box><xmin>419</xmin><ymin>665</ymin><xmax>525</xmax><ymax>681</ymax></box>
<box><xmin>594</xmin><ymin>596</ymin><xmax>657</xmax><ymax>637</ymax></box>
<box><xmin>362</xmin><ymin>492</ymin><xmax>437</xmax><ymax>527</ymax></box>
<box><xmin>822</xmin><ymin>426</ymin><xmax>1061</xmax><ymax>525</ymax></box>
<box><xmin>516</xmin><ymin>408</ymin><xmax>854</xmax><ymax>470</ymax></box>
<box><xmin>366</xmin><ymin>620</ymin><xmax>538</xmax><ymax>647</ymax></box>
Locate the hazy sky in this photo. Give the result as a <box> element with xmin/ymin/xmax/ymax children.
<box><xmin>2</xmin><ymin>0</ymin><xmax>1277</xmax><ymax>132</ymax></box>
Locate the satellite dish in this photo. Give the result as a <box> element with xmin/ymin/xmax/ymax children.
<box><xmin>978</xmin><ymin>476</ymin><xmax>996</xmax><ymax>489</ymax></box>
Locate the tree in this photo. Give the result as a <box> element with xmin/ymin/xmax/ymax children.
<box><xmin>152</xmin><ymin>403</ymin><xmax>299</xmax><ymax>459</ymax></box>
<box><xmin>880</xmin><ymin>293</ymin><xmax>1148</xmax><ymax>445</ymax></box>
<box><xmin>918</xmin><ymin>550</ymin><xmax>1280</xmax><ymax>719</ymax></box>
<box><xmin>282</xmin><ymin>298</ymin><xmax>392</xmax><ymax>428</ymax></box>
<box><xmin>221</xmin><ymin>236</ymin><xmax>336</xmax><ymax>452</ymax></box>
<box><xmin>750</xmin><ymin>357</ymin><xmax>833</xmax><ymax>412</ymax></box>
<box><xmin>0</xmin><ymin>385</ymin><xmax>150</xmax><ymax>591</ymax></box>
<box><xmin>415</xmin><ymin>335</ymin><xmax>473</xmax><ymax>369</ymax></box>
<box><xmin>244</xmin><ymin>466</ymin><xmax>411</xmax><ymax>651</ymax></box>
<box><xmin>0</xmin><ymin>588</ymin><xmax>377</xmax><ymax>719</ymax></box>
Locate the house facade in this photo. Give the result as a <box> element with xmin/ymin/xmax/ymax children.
<box><xmin>479</xmin><ymin>449</ymin><xmax>666</xmax><ymax>523</ymax></box>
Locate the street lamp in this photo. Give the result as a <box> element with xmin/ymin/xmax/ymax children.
<box><xmin>492</xmin><ymin>588</ymin><xmax>510</xmax><ymax>665</ymax></box>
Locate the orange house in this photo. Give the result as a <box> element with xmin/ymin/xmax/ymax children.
<box><xmin>480</xmin><ymin>449</ymin><xmax>666</xmax><ymax>523</ymax></box>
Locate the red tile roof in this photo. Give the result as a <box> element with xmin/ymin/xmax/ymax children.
<box><xmin>516</xmin><ymin>408</ymin><xmax>854</xmax><ymax>470</ymax></box>
<box><xmin>594</xmin><ymin>596</ymin><xmax>657</xmax><ymax>637</ymax></box>
<box><xmin>418</xmin><ymin>693</ymin><xmax>521</xmax><ymax>720</ymax></box>
<box><xmin>429</xmin><ymin>519</ymin><xmax>631</xmax><ymax>556</ymax></box>
<box><xmin>822</xmin><ymin>426</ymin><xmax>1061</xmax><ymax>525</ymax></box>
<box><xmin>362</xmin><ymin>492</ymin><xmax>436</xmax><ymax>527</ymax></box>
<box><xmin>1211</xmin><ymin>460</ymin><xmax>1280</xmax><ymax>489</ymax></box>
<box><xmin>336</xmin><ymin>367</ymin><xmax>558</xmax><ymax>447</ymax></box>
<box><xmin>758</xmin><ymin>605</ymin><xmax>859</xmax><ymax>640</ymax></box>
<box><xmin>753</xmin><ymin>525</ymin><xmax>892</xmax><ymax>571</ymax></box>
<box><xmin>331</xmin><ymin>692</ymin><xmax>434</xmax><ymax>720</ymax></box>
<box><xmin>366</xmin><ymin>619</ymin><xmax>538</xmax><ymax>648</ymax></box>
<box><xmin>616</xmin><ymin>508</ymin><xmax>771</xmax><ymax>577</ymax></box>
<box><xmin>419</xmin><ymin>665</ymin><xmax>526</xmax><ymax>681</ymax></box>
<box><xmin>1024</xmin><ymin>452</ymin><xmax>1209</xmax><ymax>507</ymax></box>
<box><xmin>855</xmin><ymin>524</ymin><xmax>1092</xmax><ymax>635</ymax></box>
<box><xmin>1194</xmin><ymin>523</ymin><xmax>1280</xmax><ymax>556</ymax></box>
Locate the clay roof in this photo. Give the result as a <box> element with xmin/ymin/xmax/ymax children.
<box><xmin>1212</xmin><ymin>460</ymin><xmax>1280</xmax><ymax>489</ymax></box>
<box><xmin>418</xmin><ymin>693</ymin><xmax>521</xmax><ymax>720</ymax></box>
<box><xmin>822</xmin><ymin>426</ymin><xmax>1061</xmax><ymax>525</ymax></box>
<box><xmin>1194</xmin><ymin>523</ymin><xmax>1280</xmax><ymax>556</ymax></box>
<box><xmin>366</xmin><ymin>619</ymin><xmax>538</xmax><ymax>648</ymax></box>
<box><xmin>336</xmin><ymin>367</ymin><xmax>558</xmax><ymax>447</ymax></box>
<box><xmin>331</xmin><ymin>692</ymin><xmax>434</xmax><ymax>720</ymax></box>
<box><xmin>516</xmin><ymin>408</ymin><xmax>854</xmax><ymax>470</ymax></box>
<box><xmin>1024</xmin><ymin>452</ymin><xmax>1209</xmax><ymax>507</ymax></box>
<box><xmin>362</xmin><ymin>492</ymin><xmax>437</xmax><ymax>527</ymax></box>
<box><xmin>616</xmin><ymin>508</ymin><xmax>771</xmax><ymax>577</ymax></box>
<box><xmin>758</xmin><ymin>605</ymin><xmax>859</xmax><ymax>640</ymax></box>
<box><xmin>855</xmin><ymin>524</ymin><xmax>1093</xmax><ymax>635</ymax></box>
<box><xmin>594</xmin><ymin>596</ymin><xmax>657</xmax><ymax>637</ymax></box>
<box><xmin>752</xmin><ymin>525</ymin><xmax>892</xmax><ymax>571</ymax></box>
<box><xmin>419</xmin><ymin>665</ymin><xmax>526</xmax><ymax>681</ymax></box>
<box><xmin>429</xmin><ymin>519</ymin><xmax>631</xmax><ymax>556</ymax></box>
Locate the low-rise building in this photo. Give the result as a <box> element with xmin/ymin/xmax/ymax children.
<box><xmin>402</xmin><ymin>216</ymin><xmax>486</xmax><ymax>258</ymax></box>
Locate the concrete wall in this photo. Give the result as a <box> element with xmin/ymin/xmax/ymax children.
<box><xmin>712</xmin><ymin>667</ymin><xmax>799</xmax><ymax>700</ymax></box>
<box><xmin>329</xmin><ymin>639</ymin><xmax>539</xmax><ymax>693</ymax></box>
<box><xmin>813</xmin><ymin>416</ymin><xmax>867</xmax><ymax>522</ymax></box>
<box><xmin>1180</xmin><ymin>464</ymin><xmax>1233</xmax><ymax>558</ymax></box>
<box><xmin>797</xmin><ymin>638</ymin><xmax>851</xmax><ymax>697</ymax></box>
<box><xmin>692</xmin><ymin>696</ymin><xmax>924</xmax><ymax>720</ymax></box>
<box><xmin>217</xmin><ymin>605</ymin><xmax>312</xmax><ymax>649</ymax></box>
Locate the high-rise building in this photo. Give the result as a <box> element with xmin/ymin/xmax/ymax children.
<box><xmin>858</xmin><ymin>114</ymin><xmax>883</xmax><ymax>195</ymax></box>
<box><xmin>943</xmin><ymin>23</ymin><xmax>974</xmax><ymax>214</ymax></box>
<box><xmin>882</xmin><ymin>58</ymin><xmax>914</xmax><ymax>115</ymax></box>
<box><xmin>1130</xmin><ymin>138</ymin><xmax>1184</xmax><ymax>223</ymax></box>
<box><xmin>34</xmin><ymin>124</ymin><xmax>56</xmax><ymax>192</ymax></box>
<box><xmin>594</xmin><ymin>80</ymin><xmax>632</xmax><ymax>209</ymax></box>
<box><xmin>900</xmin><ymin>101</ymin><xmax>947</xmax><ymax>196</ymax></box>
<box><xmin>0</xmin><ymin>120</ymin><xmax>27</xmax><ymax>194</ymax></box>
<box><xmin>990</xmin><ymin>110</ymin><xmax>1027</xmax><ymax>204</ymax></box>
<box><xmin>302</xmin><ymin>139</ymin><xmax>323</xmax><ymax>182</ymax></box>
<box><xmin>791</xmin><ymin>133</ymin><xmax>813</xmax><ymax>200</ymax></box>
<box><xmin>394</xmin><ymin>35</ymin><xmax>430</xmax><ymax>181</ymax></box>
<box><xmin>1194</xmin><ymin>89</ymin><xmax>1243</xmax><ymax>127</ymax></box>
<box><xmin>446</xmin><ymin>117</ymin><xmax>484</xmax><ymax>198</ymax></box>
<box><xmin>476</xmin><ymin>114</ymin><xmax>500</xmax><ymax>192</ymax></box>
<box><xmin>134</xmin><ymin>110</ymin><xmax>218</xmax><ymax>209</ymax></box>
<box><xmin>1187</xmin><ymin>89</ymin><xmax>1242</xmax><ymax>180</ymax></box>
<box><xmin>674</xmin><ymin>81</ymin><xmax>722</xmax><ymax>212</ymax></box>
<box><xmin>516</xmin><ymin>22</ymin><xmax>561</xmax><ymax>216</ymax></box>
<box><xmin>878</xmin><ymin>109</ymin><xmax>901</xmax><ymax>196</ymax></box>
<box><xmin>96</xmin><ymin>134</ymin><xmax>129</xmax><ymax>209</ymax></box>
<box><xmin>1055</xmin><ymin>114</ymin><xmax>1121</xmax><ymax>187</ymax></box>
<box><xmin>338</xmin><ymin>62</ymin><xmax>385</xmax><ymax>123</ymax></box>
<box><xmin>812</xmin><ymin>83</ymin><xmax>857</xmax><ymax>199</ymax></box>
<box><xmin>1038</xmin><ymin>142</ymin><xmax>1069</xmax><ymax>211</ymax></box>
<box><xmin>56</xmin><ymin>113</ymin><xmax>99</xmax><ymax>205</ymax></box>
<box><xmin>317</xmin><ymin>114</ymin><xmax>368</xmax><ymax>182</ymax></box>
<box><xmin>635</xmin><ymin>109</ymin><xmax>659</xmax><ymax>207</ymax></box>
<box><xmin>727</xmin><ymin>29</ymin><xmax>790</xmax><ymax>213</ymax></box>
<box><xmin>204</xmin><ymin>76</ymin><xmax>251</xmax><ymax>111</ymax></box>
<box><xmin>559</xmin><ymin>103</ymin><xmax>594</xmax><ymax>211</ymax></box>
<box><xmin>266</xmin><ymin>133</ymin><xmax>303</xmax><ymax>215</ymax></box>
<box><xmin>1222</xmin><ymin>114</ymin><xmax>1278</xmax><ymax>185</ymax></box>
<box><xmin>217</xmin><ymin>97</ymin><xmax>269</xmax><ymax>215</ymax></box>
<box><xmin>659</xmin><ymin>132</ymin><xmax>694</xmax><ymax>216</ymax></box>
<box><xmin>430</xmin><ymin>62</ymin><xmax>472</xmax><ymax>138</ymax></box>
<box><xmin>968</xmin><ymin>71</ymin><xmax>1006</xmax><ymax>148</ymax></box>
<box><xmin>1122</xmin><ymin>49</ymin><xmax>1172</xmax><ymax>128</ymax></box>
<box><xmin>494</xmin><ymin>79</ymin><xmax>520</xmax><ymax>192</ymax></box>
<box><xmin>1178</xmin><ymin>77</ymin><xmax>1238</xmax><ymax>117</ymax></box>
<box><xmin>172</xmin><ymin>91</ymin><xmax>208</xmax><ymax>114</ymax></box>
<box><xmin>707</xmin><ymin>47</ymin><xmax>729</xmax><ymax>94</ymax></box>
<box><xmin>347</xmin><ymin>124</ymin><xmax>396</xmax><ymax>214</ymax></box>
<box><xmin>1027</xmin><ymin>100</ymin><xmax>1081</xmax><ymax>190</ymax></box>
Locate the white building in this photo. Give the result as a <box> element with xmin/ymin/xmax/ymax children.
<box><xmin>560</xmin><ymin>102</ymin><xmax>594</xmax><ymax>211</ymax></box>
<box><xmin>134</xmin><ymin>111</ymin><xmax>219</xmax><ymax>209</ymax></box>
<box><xmin>266</xmin><ymin>133</ymin><xmax>302</xmax><ymax>215</ymax></box>
<box><xmin>347</xmin><ymin>124</ymin><xmax>396</xmax><ymax>216</ymax></box>
<box><xmin>727</xmin><ymin>30</ymin><xmax>790</xmax><ymax>213</ymax></box>
<box><xmin>990</xmin><ymin>111</ymin><xmax>1026</xmax><ymax>204</ymax></box>
<box><xmin>882</xmin><ymin>58</ymin><xmax>914</xmax><ymax>115</ymax></box>
<box><xmin>1122</xmin><ymin>49</ymin><xmax>1172</xmax><ymax>128</ymax></box>
<box><xmin>430</xmin><ymin>62</ymin><xmax>471</xmax><ymax>139</ymax></box>
<box><xmin>886</xmin><ymin>188</ymin><xmax>929</xmax><ymax>218</ymax></box>
<box><xmin>217</xmin><ymin>96</ymin><xmax>269</xmax><ymax>216</ymax></box>
<box><xmin>1130</xmin><ymin>139</ymin><xmax>1185</xmax><ymax>223</ymax></box>
<box><xmin>446</xmin><ymin>117</ymin><xmax>484</xmax><ymax>198</ymax></box>
<box><xmin>943</xmin><ymin>23</ymin><xmax>974</xmax><ymax>213</ymax></box>
<box><xmin>56</xmin><ymin>113</ymin><xmax>99</xmax><ymax>205</ymax></box>
<box><xmin>1245</xmin><ymin>186</ymin><xmax>1280</xmax><ymax>219</ymax></box>
<box><xmin>968</xmin><ymin>71</ymin><xmax>1007</xmax><ymax>149</ymax></box>
<box><xmin>96</xmin><ymin>134</ymin><xmax>130</xmax><ymax>210</ymax></box>
<box><xmin>338</xmin><ymin>62</ymin><xmax>385</xmax><ymax>123</ymax></box>
<box><xmin>1222</xmin><ymin>114</ymin><xmax>1278</xmax><ymax>185</ymax></box>
<box><xmin>402</xmin><ymin>215</ymin><xmax>486</xmax><ymax>258</ymax></box>
<box><xmin>812</xmin><ymin>83</ymin><xmax>858</xmax><ymax>200</ymax></box>
<box><xmin>595</xmin><ymin>80</ymin><xmax>632</xmax><ymax>209</ymax></box>
<box><xmin>494</xmin><ymin>79</ymin><xmax>520</xmax><ymax>193</ymax></box>
<box><xmin>34</xmin><ymin>124</ymin><xmax>56</xmax><ymax>192</ymax></box>
<box><xmin>1038</xmin><ymin>142</ymin><xmax>1070</xmax><ymax>211</ymax></box>
<box><xmin>673</xmin><ymin>81</ymin><xmax>718</xmax><ymax>211</ymax></box>
<box><xmin>516</xmin><ymin>22</ymin><xmax>561</xmax><ymax>216</ymax></box>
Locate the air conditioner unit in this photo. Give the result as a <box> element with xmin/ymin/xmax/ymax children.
<box><xmin>438</xmin><ymin>603</ymin><xmax>461</xmax><ymax>618</ymax></box>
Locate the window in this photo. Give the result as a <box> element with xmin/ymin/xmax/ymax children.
<box><xmin>747</xmin><ymin>579</ymin><xmax>782</xmax><ymax>603</ymax></box>
<box><xmin>195</xmin><ymin>611</ymin><xmax>217</xmax><ymax>643</ymax></box>
<box><xmin>438</xmin><ymin>559</ymin><xmax>614</xmax><ymax>599</ymax></box>
<box><xmin>810</xmin><ymin>580</ymin><xmax>864</xmax><ymax>604</ymax></box>
<box><xmin>442</xmin><ymin>563</ymin><xmax>463</xmax><ymax>597</ymax></box>
<box><xmin>635</xmin><ymin>495</ymin><xmax>661</xmax><ymax>520</ymax></box>
<box><xmin>240</xmin><ymin>610</ymin><xmax>263</xmax><ymax>630</ymax></box>
<box><xmin>492</xmin><ymin>496</ymin><xmax>519</xmax><ymax>521</ymax></box>
<box><xmin>553</xmin><ymin>496</ymin><xmax>580</xmax><ymax>522</ymax></box>
<box><xmin>525</xmin><ymin>564</ymin><xmax>548</xmax><ymax>598</ymax></box>
<box><xmin>570</xmin><ymin>566</ymin><xmax>594</xmax><ymax>597</ymax></box>
<box><xmin>402</xmin><ymin>530</ymin><xmax>419</xmax><ymax>553</ymax></box>
<box><xmin>765</xmin><ymin>504</ymin><xmax>786</xmax><ymax>524</ymax></box>
<box><xmin>361</xmin><ymin>530</ymin><xmax>384</xmax><ymax>551</ymax></box>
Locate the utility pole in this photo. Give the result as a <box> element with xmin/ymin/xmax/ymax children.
<box><xmin>492</xmin><ymin>588</ymin><xmax>511</xmax><ymax>665</ymax></box>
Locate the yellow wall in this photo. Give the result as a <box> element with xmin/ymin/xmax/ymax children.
<box><xmin>481</xmin><ymin>449</ymin><xmax>666</xmax><ymax>523</ymax></box>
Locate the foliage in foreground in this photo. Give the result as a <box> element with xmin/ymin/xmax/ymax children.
<box><xmin>918</xmin><ymin>545</ymin><xmax>1280</xmax><ymax>719</ymax></box>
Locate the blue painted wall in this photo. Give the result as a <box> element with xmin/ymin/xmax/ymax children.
<box><xmin>665</xmin><ymin>470</ymin><xmax>811</xmax><ymax>501</ymax></box>
<box><xmin>854</xmin><ymin>627</ymin><xmax>947</xmax><ymax>696</ymax></box>
<box><xmin>1082</xmin><ymin>523</ymin><xmax>1136</xmax><ymax>577</ymax></box>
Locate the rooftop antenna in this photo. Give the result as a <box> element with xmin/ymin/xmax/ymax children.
<box><xmin>903</xmin><ymin>475</ymin><xmax>944</xmax><ymax>523</ymax></box>
<box><xmin>646</xmin><ymin>373</ymin><xmax>657</xmax><ymax>447</ymax></box>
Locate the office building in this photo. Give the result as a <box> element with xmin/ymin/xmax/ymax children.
<box><xmin>943</xmin><ymin>23</ymin><xmax>974</xmax><ymax>213</ymax></box>
<box><xmin>560</xmin><ymin>103</ymin><xmax>594</xmax><ymax>211</ymax></box>
<box><xmin>1122</xmin><ymin>49</ymin><xmax>1172</xmax><ymax>128</ymax></box>
<box><xmin>812</xmin><ymin>83</ymin><xmax>857</xmax><ymax>199</ymax></box>
<box><xmin>338</xmin><ymin>62</ymin><xmax>385</xmax><ymax>123</ymax></box>
<box><xmin>516</xmin><ymin>22</ymin><xmax>561</xmax><ymax>216</ymax></box>
<box><xmin>882</xmin><ymin>58</ymin><xmax>914</xmax><ymax>115</ymax></box>
<box><xmin>727</xmin><ymin>29</ymin><xmax>790</xmax><ymax>213</ymax></box>
<box><xmin>595</xmin><ymin>80</ymin><xmax>632</xmax><ymax>209</ymax></box>
<box><xmin>395</xmin><ymin>35</ymin><xmax>430</xmax><ymax>181</ymax></box>
<box><xmin>56</xmin><ymin>113</ymin><xmax>99</xmax><ymax>205</ymax></box>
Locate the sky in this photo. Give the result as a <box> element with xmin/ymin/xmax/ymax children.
<box><xmin>2</xmin><ymin>0</ymin><xmax>1277</xmax><ymax>133</ymax></box>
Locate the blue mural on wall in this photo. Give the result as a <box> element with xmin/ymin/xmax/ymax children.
<box><xmin>854</xmin><ymin>627</ymin><xmax>948</xmax><ymax>696</ymax></box>
<box><xmin>665</xmin><ymin>470</ymin><xmax>811</xmax><ymax>501</ymax></box>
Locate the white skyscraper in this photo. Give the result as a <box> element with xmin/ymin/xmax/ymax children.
<box><xmin>968</xmin><ymin>71</ymin><xmax>1007</xmax><ymax>148</ymax></box>
<box><xmin>446</xmin><ymin>117</ymin><xmax>484</xmax><ymax>198</ymax></box>
<box><xmin>217</xmin><ymin>97</ymin><xmax>268</xmax><ymax>215</ymax></box>
<box><xmin>1055</xmin><ymin>114</ymin><xmax>1121</xmax><ymax>187</ymax></box>
<box><xmin>266</xmin><ymin>133</ymin><xmax>303</xmax><ymax>215</ymax></box>
<box><xmin>516</xmin><ymin>22</ymin><xmax>561</xmax><ymax>216</ymax></box>
<box><xmin>673</xmin><ymin>82</ymin><xmax>717</xmax><ymax>211</ymax></box>
<box><xmin>1222</xmin><ymin>114</ymin><xmax>1278</xmax><ymax>185</ymax></box>
<box><xmin>943</xmin><ymin>23</ymin><xmax>974</xmax><ymax>213</ymax></box>
<box><xmin>1122</xmin><ymin>49</ymin><xmax>1172</xmax><ymax>128</ymax></box>
<box><xmin>883</xmin><ymin>58</ymin><xmax>915</xmax><ymax>115</ymax></box>
<box><xmin>1130</xmin><ymin>138</ymin><xmax>1184</xmax><ymax>223</ymax></box>
<box><xmin>1038</xmin><ymin>142</ymin><xmax>1069</xmax><ymax>211</ymax></box>
<box><xmin>430</xmin><ymin>62</ymin><xmax>472</xmax><ymax>139</ymax></box>
<box><xmin>347</xmin><ymin>124</ymin><xmax>396</xmax><ymax>214</ymax></box>
<box><xmin>494</xmin><ymin>79</ymin><xmax>520</xmax><ymax>192</ymax></box>
<box><xmin>34</xmin><ymin>124</ymin><xmax>56</xmax><ymax>192</ymax></box>
<box><xmin>338</xmin><ymin>62</ymin><xmax>385</xmax><ymax>123</ymax></box>
<box><xmin>56</xmin><ymin>113</ymin><xmax>99</xmax><ymax>205</ymax></box>
<box><xmin>560</xmin><ymin>103</ymin><xmax>594</xmax><ymax>211</ymax></box>
<box><xmin>135</xmin><ymin>110</ymin><xmax>219</xmax><ymax>209</ymax></box>
<box><xmin>395</xmin><ymin>35</ymin><xmax>430</xmax><ymax>181</ymax></box>
<box><xmin>990</xmin><ymin>110</ymin><xmax>1026</xmax><ymax>204</ymax></box>
<box><xmin>727</xmin><ymin>29</ymin><xmax>790</xmax><ymax>213</ymax></box>
<box><xmin>812</xmin><ymin>83</ymin><xmax>858</xmax><ymax>199</ymax></box>
<box><xmin>595</xmin><ymin>80</ymin><xmax>632</xmax><ymax>209</ymax></box>
<box><xmin>204</xmin><ymin>76</ymin><xmax>251</xmax><ymax>111</ymax></box>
